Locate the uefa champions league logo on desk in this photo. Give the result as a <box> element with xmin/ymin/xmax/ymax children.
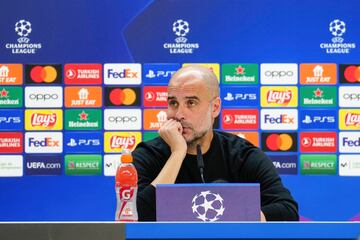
<box><xmin>163</xmin><ymin>19</ymin><xmax>200</xmax><ymax>54</ymax></box>
<box><xmin>191</xmin><ymin>190</ymin><xmax>225</xmax><ymax>222</ymax></box>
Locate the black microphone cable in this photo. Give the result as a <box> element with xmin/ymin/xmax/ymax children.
<box><xmin>196</xmin><ymin>144</ymin><xmax>205</xmax><ymax>183</ymax></box>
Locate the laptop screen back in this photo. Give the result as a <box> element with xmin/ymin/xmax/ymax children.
<box><xmin>156</xmin><ymin>183</ymin><xmax>260</xmax><ymax>222</ymax></box>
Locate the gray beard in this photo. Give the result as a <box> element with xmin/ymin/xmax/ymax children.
<box><xmin>186</xmin><ymin>129</ymin><xmax>208</xmax><ymax>148</ymax></box>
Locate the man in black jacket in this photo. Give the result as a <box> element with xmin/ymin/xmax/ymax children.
<box><xmin>133</xmin><ymin>65</ymin><xmax>299</xmax><ymax>221</ymax></box>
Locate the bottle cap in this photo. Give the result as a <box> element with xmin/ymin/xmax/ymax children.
<box><xmin>121</xmin><ymin>149</ymin><xmax>133</xmax><ymax>163</ymax></box>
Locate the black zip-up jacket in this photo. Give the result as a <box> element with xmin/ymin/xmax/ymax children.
<box><xmin>133</xmin><ymin>131</ymin><xmax>299</xmax><ymax>221</ymax></box>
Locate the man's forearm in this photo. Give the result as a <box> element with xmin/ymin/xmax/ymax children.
<box><xmin>151</xmin><ymin>150</ymin><xmax>186</xmax><ymax>186</ymax></box>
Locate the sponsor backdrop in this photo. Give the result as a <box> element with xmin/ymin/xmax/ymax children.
<box><xmin>0</xmin><ymin>0</ymin><xmax>359</xmax><ymax>221</ymax></box>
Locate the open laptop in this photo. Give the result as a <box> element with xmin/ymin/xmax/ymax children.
<box><xmin>156</xmin><ymin>183</ymin><xmax>260</xmax><ymax>222</ymax></box>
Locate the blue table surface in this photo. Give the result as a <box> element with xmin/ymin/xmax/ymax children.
<box><xmin>125</xmin><ymin>222</ymin><xmax>360</xmax><ymax>239</ymax></box>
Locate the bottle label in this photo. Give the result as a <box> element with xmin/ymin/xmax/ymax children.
<box><xmin>120</xmin><ymin>186</ymin><xmax>134</xmax><ymax>201</ymax></box>
<box><xmin>116</xmin><ymin>186</ymin><xmax>138</xmax><ymax>221</ymax></box>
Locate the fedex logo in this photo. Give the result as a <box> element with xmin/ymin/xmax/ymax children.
<box><xmin>25</xmin><ymin>132</ymin><xmax>62</xmax><ymax>153</ymax></box>
<box><xmin>261</xmin><ymin>109</ymin><xmax>298</xmax><ymax>130</ymax></box>
<box><xmin>339</xmin><ymin>132</ymin><xmax>360</xmax><ymax>153</ymax></box>
<box><xmin>28</xmin><ymin>138</ymin><xmax>59</xmax><ymax>147</ymax></box>
<box><xmin>0</xmin><ymin>109</ymin><xmax>23</xmax><ymax>130</ymax></box>
<box><xmin>104</xmin><ymin>64</ymin><xmax>141</xmax><ymax>85</ymax></box>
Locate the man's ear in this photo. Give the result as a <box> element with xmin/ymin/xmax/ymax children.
<box><xmin>211</xmin><ymin>97</ymin><xmax>221</xmax><ymax>118</ymax></box>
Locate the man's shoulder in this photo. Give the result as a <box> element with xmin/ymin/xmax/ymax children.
<box><xmin>214</xmin><ymin>131</ymin><xmax>255</xmax><ymax>149</ymax></box>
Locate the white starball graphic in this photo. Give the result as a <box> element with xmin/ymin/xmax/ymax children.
<box><xmin>173</xmin><ymin>19</ymin><xmax>190</xmax><ymax>37</ymax></box>
<box><xmin>191</xmin><ymin>190</ymin><xmax>225</xmax><ymax>222</ymax></box>
<box><xmin>15</xmin><ymin>19</ymin><xmax>32</xmax><ymax>37</ymax></box>
<box><xmin>329</xmin><ymin>19</ymin><xmax>346</xmax><ymax>37</ymax></box>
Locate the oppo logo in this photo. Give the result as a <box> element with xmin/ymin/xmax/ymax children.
<box><xmin>343</xmin><ymin>93</ymin><xmax>360</xmax><ymax>100</ymax></box>
<box><xmin>108</xmin><ymin>116</ymin><xmax>137</xmax><ymax>123</ymax></box>
<box><xmin>29</xmin><ymin>93</ymin><xmax>59</xmax><ymax>101</ymax></box>
<box><xmin>265</xmin><ymin>71</ymin><xmax>293</xmax><ymax>77</ymax></box>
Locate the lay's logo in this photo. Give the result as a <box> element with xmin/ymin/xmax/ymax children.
<box><xmin>110</xmin><ymin>136</ymin><xmax>136</xmax><ymax>149</ymax></box>
<box><xmin>31</xmin><ymin>113</ymin><xmax>57</xmax><ymax>127</ymax></box>
<box><xmin>261</xmin><ymin>87</ymin><xmax>298</xmax><ymax>107</ymax></box>
<box><xmin>104</xmin><ymin>132</ymin><xmax>141</xmax><ymax>152</ymax></box>
<box><xmin>345</xmin><ymin>113</ymin><xmax>360</xmax><ymax>127</ymax></box>
<box><xmin>25</xmin><ymin>110</ymin><xmax>63</xmax><ymax>130</ymax></box>
<box><xmin>339</xmin><ymin>109</ymin><xmax>360</xmax><ymax>130</ymax></box>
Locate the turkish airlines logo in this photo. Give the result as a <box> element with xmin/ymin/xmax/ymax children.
<box><xmin>25</xmin><ymin>86</ymin><xmax>62</xmax><ymax>108</ymax></box>
<box><xmin>143</xmin><ymin>86</ymin><xmax>168</xmax><ymax>107</ymax></box>
<box><xmin>0</xmin><ymin>132</ymin><xmax>23</xmax><ymax>153</ymax></box>
<box><xmin>25</xmin><ymin>64</ymin><xmax>62</xmax><ymax>84</ymax></box>
<box><xmin>261</xmin><ymin>87</ymin><xmax>298</xmax><ymax>107</ymax></box>
<box><xmin>64</xmin><ymin>64</ymin><xmax>102</xmax><ymax>84</ymax></box>
<box><xmin>261</xmin><ymin>132</ymin><xmax>297</xmax><ymax>152</ymax></box>
<box><xmin>221</xmin><ymin>109</ymin><xmax>258</xmax><ymax>130</ymax></box>
<box><xmin>300</xmin><ymin>132</ymin><xmax>337</xmax><ymax>152</ymax></box>
<box><xmin>260</xmin><ymin>64</ymin><xmax>298</xmax><ymax>85</ymax></box>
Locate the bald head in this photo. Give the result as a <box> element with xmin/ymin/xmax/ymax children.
<box><xmin>169</xmin><ymin>65</ymin><xmax>219</xmax><ymax>99</ymax></box>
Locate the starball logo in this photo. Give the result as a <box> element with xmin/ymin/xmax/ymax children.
<box><xmin>320</xmin><ymin>19</ymin><xmax>356</xmax><ymax>54</ymax></box>
<box><xmin>163</xmin><ymin>19</ymin><xmax>200</xmax><ymax>54</ymax></box>
<box><xmin>5</xmin><ymin>19</ymin><xmax>42</xmax><ymax>54</ymax></box>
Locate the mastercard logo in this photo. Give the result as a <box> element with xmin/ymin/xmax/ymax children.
<box><xmin>25</xmin><ymin>65</ymin><xmax>62</xmax><ymax>84</ymax></box>
<box><xmin>261</xmin><ymin>132</ymin><xmax>297</xmax><ymax>152</ymax></box>
<box><xmin>344</xmin><ymin>65</ymin><xmax>360</xmax><ymax>83</ymax></box>
<box><xmin>105</xmin><ymin>87</ymin><xmax>140</xmax><ymax>107</ymax></box>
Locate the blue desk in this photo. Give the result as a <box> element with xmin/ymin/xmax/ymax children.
<box><xmin>126</xmin><ymin>222</ymin><xmax>360</xmax><ymax>239</ymax></box>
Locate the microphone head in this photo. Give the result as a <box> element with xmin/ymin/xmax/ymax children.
<box><xmin>212</xmin><ymin>179</ymin><xmax>228</xmax><ymax>183</ymax></box>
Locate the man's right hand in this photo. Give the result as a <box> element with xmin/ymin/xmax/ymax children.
<box><xmin>158</xmin><ymin>119</ymin><xmax>187</xmax><ymax>154</ymax></box>
<box><xmin>151</xmin><ymin>119</ymin><xmax>188</xmax><ymax>186</ymax></box>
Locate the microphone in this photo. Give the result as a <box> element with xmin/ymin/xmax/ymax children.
<box><xmin>196</xmin><ymin>144</ymin><xmax>205</xmax><ymax>183</ymax></box>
